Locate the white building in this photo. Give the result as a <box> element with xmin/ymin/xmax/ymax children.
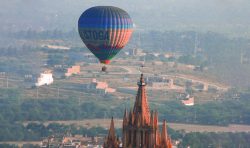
<box><xmin>35</xmin><ymin>71</ymin><xmax>54</xmax><ymax>87</ymax></box>
<box><xmin>181</xmin><ymin>94</ymin><xmax>194</xmax><ymax>106</ymax></box>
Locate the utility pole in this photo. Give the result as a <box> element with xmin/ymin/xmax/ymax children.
<box><xmin>143</xmin><ymin>54</ymin><xmax>146</xmax><ymax>66</ymax></box>
<box><xmin>103</xmin><ymin>111</ymin><xmax>107</xmax><ymax>124</ymax></box>
<box><xmin>194</xmin><ymin>32</ymin><xmax>199</xmax><ymax>57</ymax></box>
<box><xmin>36</xmin><ymin>87</ymin><xmax>38</xmax><ymax>99</ymax></box>
<box><xmin>138</xmin><ymin>31</ymin><xmax>141</xmax><ymax>48</ymax></box>
<box><xmin>0</xmin><ymin>72</ymin><xmax>5</xmax><ymax>87</ymax></box>
<box><xmin>6</xmin><ymin>76</ymin><xmax>9</xmax><ymax>88</ymax></box>
<box><xmin>240</xmin><ymin>50</ymin><xmax>244</xmax><ymax>64</ymax></box>
<box><xmin>194</xmin><ymin>108</ymin><xmax>197</xmax><ymax>123</ymax></box>
<box><xmin>78</xmin><ymin>96</ymin><xmax>82</xmax><ymax>127</ymax></box>
<box><xmin>57</xmin><ymin>87</ymin><xmax>60</xmax><ymax>98</ymax></box>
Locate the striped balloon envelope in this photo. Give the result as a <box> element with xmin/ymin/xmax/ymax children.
<box><xmin>78</xmin><ymin>6</ymin><xmax>133</xmax><ymax>64</ymax></box>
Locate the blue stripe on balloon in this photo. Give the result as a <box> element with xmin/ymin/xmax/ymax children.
<box><xmin>78</xmin><ymin>6</ymin><xmax>133</xmax><ymax>30</ymax></box>
<box><xmin>78</xmin><ymin>18</ymin><xmax>133</xmax><ymax>29</ymax></box>
<box><xmin>78</xmin><ymin>25</ymin><xmax>133</xmax><ymax>29</ymax></box>
<box><xmin>79</xmin><ymin>17</ymin><xmax>132</xmax><ymax>22</ymax></box>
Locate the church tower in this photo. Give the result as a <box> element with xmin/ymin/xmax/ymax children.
<box><xmin>104</xmin><ymin>117</ymin><xmax>121</xmax><ymax>148</ymax></box>
<box><xmin>105</xmin><ymin>74</ymin><xmax>172</xmax><ymax>148</ymax></box>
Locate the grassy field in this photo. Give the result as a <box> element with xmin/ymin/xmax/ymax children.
<box><xmin>0</xmin><ymin>53</ymin><xmax>231</xmax><ymax>102</ymax></box>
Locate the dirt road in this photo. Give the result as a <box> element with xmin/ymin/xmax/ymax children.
<box><xmin>23</xmin><ymin>119</ymin><xmax>250</xmax><ymax>133</ymax></box>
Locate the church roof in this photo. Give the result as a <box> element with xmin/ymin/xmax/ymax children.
<box><xmin>105</xmin><ymin>74</ymin><xmax>172</xmax><ymax>148</ymax></box>
<box><xmin>107</xmin><ymin>117</ymin><xmax>116</xmax><ymax>141</ymax></box>
<box><xmin>161</xmin><ymin>120</ymin><xmax>168</xmax><ymax>145</ymax></box>
<box><xmin>133</xmin><ymin>74</ymin><xmax>151</xmax><ymax>125</ymax></box>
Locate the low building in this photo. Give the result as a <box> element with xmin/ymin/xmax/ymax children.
<box><xmin>24</xmin><ymin>74</ymin><xmax>33</xmax><ymax>80</ymax></box>
<box><xmin>164</xmin><ymin>53</ymin><xmax>174</xmax><ymax>58</ymax></box>
<box><xmin>127</xmin><ymin>48</ymin><xmax>145</xmax><ymax>56</ymax></box>
<box><xmin>62</xmin><ymin>137</ymin><xmax>82</xmax><ymax>148</ymax></box>
<box><xmin>182</xmin><ymin>95</ymin><xmax>194</xmax><ymax>106</ymax></box>
<box><xmin>151</xmin><ymin>79</ymin><xmax>174</xmax><ymax>88</ymax></box>
<box><xmin>152</xmin><ymin>61</ymin><xmax>163</xmax><ymax>65</ymax></box>
<box><xmin>147</xmin><ymin>76</ymin><xmax>174</xmax><ymax>89</ymax></box>
<box><xmin>42</xmin><ymin>45</ymin><xmax>70</xmax><ymax>50</ymax></box>
<box><xmin>40</xmin><ymin>135</ymin><xmax>103</xmax><ymax>148</ymax></box>
<box><xmin>65</xmin><ymin>65</ymin><xmax>81</xmax><ymax>77</ymax></box>
<box><xmin>84</xmin><ymin>79</ymin><xmax>116</xmax><ymax>94</ymax></box>
<box><xmin>105</xmin><ymin>88</ymin><xmax>116</xmax><ymax>93</ymax></box>
<box><xmin>35</xmin><ymin>71</ymin><xmax>53</xmax><ymax>87</ymax></box>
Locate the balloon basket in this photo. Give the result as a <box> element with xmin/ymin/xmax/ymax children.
<box><xmin>101</xmin><ymin>66</ymin><xmax>107</xmax><ymax>72</ymax></box>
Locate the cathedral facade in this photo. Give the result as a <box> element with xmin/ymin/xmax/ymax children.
<box><xmin>104</xmin><ymin>74</ymin><xmax>172</xmax><ymax>148</ymax></box>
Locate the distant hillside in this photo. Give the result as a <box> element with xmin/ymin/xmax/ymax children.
<box><xmin>1</xmin><ymin>0</ymin><xmax>250</xmax><ymax>36</ymax></box>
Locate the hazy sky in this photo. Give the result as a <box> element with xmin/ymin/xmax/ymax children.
<box><xmin>0</xmin><ymin>0</ymin><xmax>250</xmax><ymax>33</ymax></box>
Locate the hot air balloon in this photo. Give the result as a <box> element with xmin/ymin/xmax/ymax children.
<box><xmin>78</xmin><ymin>6</ymin><xmax>133</xmax><ymax>69</ymax></box>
